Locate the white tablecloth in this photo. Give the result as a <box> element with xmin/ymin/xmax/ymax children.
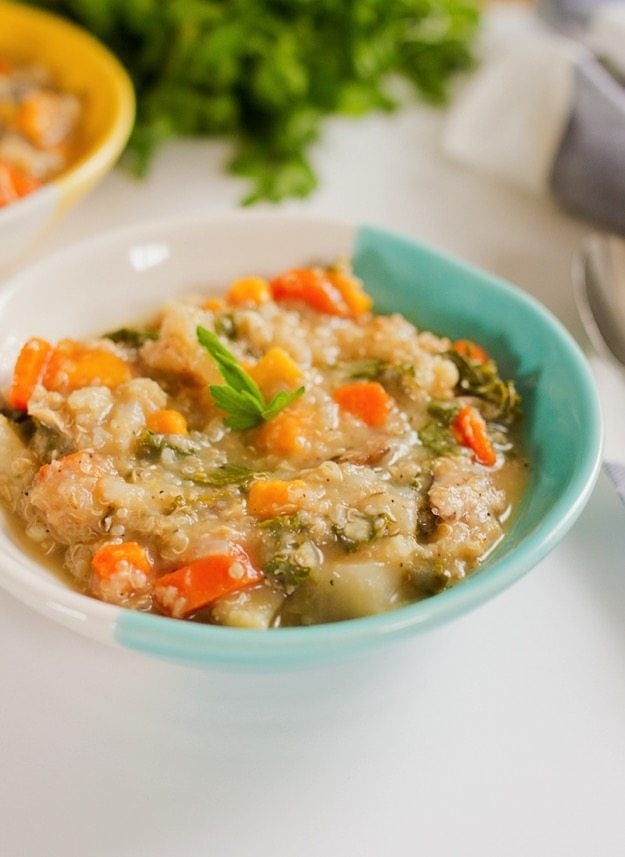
<box><xmin>2</xmin><ymin>11</ymin><xmax>624</xmax><ymax>856</ymax></box>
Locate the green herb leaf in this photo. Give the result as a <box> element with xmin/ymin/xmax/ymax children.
<box><xmin>198</xmin><ymin>326</ymin><xmax>261</xmax><ymax>399</ymax></box>
<box><xmin>262</xmin><ymin>388</ymin><xmax>305</xmax><ymax>421</ymax></box>
<box><xmin>197</xmin><ymin>325</ymin><xmax>304</xmax><ymax>430</ymax></box>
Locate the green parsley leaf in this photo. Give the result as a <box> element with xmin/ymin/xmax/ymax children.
<box><xmin>197</xmin><ymin>325</ymin><xmax>304</xmax><ymax>430</ymax></box>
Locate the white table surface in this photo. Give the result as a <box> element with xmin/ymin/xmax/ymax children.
<box><xmin>2</xmin><ymin>12</ymin><xmax>625</xmax><ymax>856</ymax></box>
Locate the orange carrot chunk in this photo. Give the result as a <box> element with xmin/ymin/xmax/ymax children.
<box><xmin>0</xmin><ymin>159</ymin><xmax>42</xmax><ymax>207</ymax></box>
<box><xmin>8</xmin><ymin>337</ymin><xmax>52</xmax><ymax>410</ymax></box>
<box><xmin>202</xmin><ymin>297</ymin><xmax>226</xmax><ymax>312</ymax></box>
<box><xmin>226</xmin><ymin>276</ymin><xmax>270</xmax><ymax>306</ymax></box>
<box><xmin>92</xmin><ymin>541</ymin><xmax>153</xmax><ymax>580</ymax></box>
<box><xmin>270</xmin><ymin>267</ymin><xmax>350</xmax><ymax>316</ymax></box>
<box><xmin>153</xmin><ymin>545</ymin><xmax>262</xmax><ymax>618</ymax></box>
<box><xmin>147</xmin><ymin>409</ymin><xmax>188</xmax><ymax>435</ymax></box>
<box><xmin>452</xmin><ymin>339</ymin><xmax>490</xmax><ymax>365</ymax></box>
<box><xmin>42</xmin><ymin>340</ymin><xmax>132</xmax><ymax>393</ymax></box>
<box><xmin>452</xmin><ymin>405</ymin><xmax>496</xmax><ymax>467</ymax></box>
<box><xmin>333</xmin><ymin>381</ymin><xmax>392</xmax><ymax>428</ymax></box>
<box><xmin>248</xmin><ymin>347</ymin><xmax>303</xmax><ymax>399</ymax></box>
<box><xmin>17</xmin><ymin>92</ymin><xmax>73</xmax><ymax>149</ymax></box>
<box><xmin>254</xmin><ymin>408</ymin><xmax>313</xmax><ymax>458</ymax></box>
<box><xmin>327</xmin><ymin>268</ymin><xmax>373</xmax><ymax>316</ymax></box>
<box><xmin>248</xmin><ymin>478</ymin><xmax>308</xmax><ymax>518</ymax></box>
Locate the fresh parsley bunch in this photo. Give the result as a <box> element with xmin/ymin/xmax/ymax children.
<box><xmin>27</xmin><ymin>0</ymin><xmax>480</xmax><ymax>203</ymax></box>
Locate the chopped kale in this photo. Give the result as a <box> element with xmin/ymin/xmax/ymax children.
<box><xmin>418</xmin><ymin>563</ymin><xmax>453</xmax><ymax>597</ymax></box>
<box><xmin>258</xmin><ymin>513</ymin><xmax>305</xmax><ymax>534</ymax></box>
<box><xmin>426</xmin><ymin>399</ymin><xmax>459</xmax><ymax>425</ymax></box>
<box><xmin>214</xmin><ymin>314</ymin><xmax>236</xmax><ymax>340</ymax></box>
<box><xmin>415</xmin><ymin>501</ymin><xmax>439</xmax><ymax>542</ymax></box>
<box><xmin>418</xmin><ymin>421</ymin><xmax>458</xmax><ymax>455</ymax></box>
<box><xmin>1</xmin><ymin>410</ymin><xmax>73</xmax><ymax>461</ymax></box>
<box><xmin>260</xmin><ymin>513</ymin><xmax>315</xmax><ymax>593</ymax></box>
<box><xmin>341</xmin><ymin>358</ymin><xmax>388</xmax><ymax>380</ymax></box>
<box><xmin>0</xmin><ymin>407</ymin><xmax>37</xmax><ymax>441</ymax></box>
<box><xmin>336</xmin><ymin>359</ymin><xmax>416</xmax><ymax>388</ymax></box>
<box><xmin>333</xmin><ymin>511</ymin><xmax>393</xmax><ymax>553</ymax></box>
<box><xmin>103</xmin><ymin>327</ymin><xmax>158</xmax><ymax>347</ymax></box>
<box><xmin>191</xmin><ymin>463</ymin><xmax>256</xmax><ymax>487</ymax></box>
<box><xmin>446</xmin><ymin>350</ymin><xmax>521</xmax><ymax>422</ymax></box>
<box><xmin>135</xmin><ymin>429</ymin><xmax>195</xmax><ymax>460</ymax></box>
<box><xmin>264</xmin><ymin>554</ymin><xmax>312</xmax><ymax>594</ymax></box>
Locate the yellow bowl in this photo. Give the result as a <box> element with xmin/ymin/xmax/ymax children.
<box><xmin>0</xmin><ymin>0</ymin><xmax>135</xmax><ymax>269</ymax></box>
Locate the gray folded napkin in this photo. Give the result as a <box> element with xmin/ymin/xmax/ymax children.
<box><xmin>443</xmin><ymin>0</ymin><xmax>625</xmax><ymax>235</ymax></box>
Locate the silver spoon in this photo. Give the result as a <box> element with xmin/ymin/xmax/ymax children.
<box><xmin>573</xmin><ymin>232</ymin><xmax>625</xmax><ymax>502</ymax></box>
<box><xmin>573</xmin><ymin>233</ymin><xmax>625</xmax><ymax>370</ymax></box>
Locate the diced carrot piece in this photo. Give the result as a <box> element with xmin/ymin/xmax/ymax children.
<box><xmin>255</xmin><ymin>408</ymin><xmax>313</xmax><ymax>458</ymax></box>
<box><xmin>452</xmin><ymin>405</ymin><xmax>496</xmax><ymax>467</ymax></box>
<box><xmin>248</xmin><ymin>478</ymin><xmax>308</xmax><ymax>518</ymax></box>
<box><xmin>17</xmin><ymin>92</ymin><xmax>71</xmax><ymax>149</ymax></box>
<box><xmin>270</xmin><ymin>267</ymin><xmax>350</xmax><ymax>316</ymax></box>
<box><xmin>452</xmin><ymin>339</ymin><xmax>490</xmax><ymax>365</ymax></box>
<box><xmin>42</xmin><ymin>340</ymin><xmax>132</xmax><ymax>393</ymax></box>
<box><xmin>10</xmin><ymin>167</ymin><xmax>42</xmax><ymax>198</ymax></box>
<box><xmin>92</xmin><ymin>541</ymin><xmax>152</xmax><ymax>581</ymax></box>
<box><xmin>34</xmin><ymin>450</ymin><xmax>101</xmax><ymax>486</ymax></box>
<box><xmin>0</xmin><ymin>162</ymin><xmax>16</xmax><ymax>207</ymax></box>
<box><xmin>146</xmin><ymin>408</ymin><xmax>188</xmax><ymax>435</ymax></box>
<box><xmin>226</xmin><ymin>276</ymin><xmax>270</xmax><ymax>306</ymax></box>
<box><xmin>327</xmin><ymin>269</ymin><xmax>373</xmax><ymax>316</ymax></box>
<box><xmin>0</xmin><ymin>58</ymin><xmax>11</xmax><ymax>75</ymax></box>
<box><xmin>8</xmin><ymin>337</ymin><xmax>52</xmax><ymax>410</ymax></box>
<box><xmin>248</xmin><ymin>347</ymin><xmax>303</xmax><ymax>399</ymax></box>
<box><xmin>153</xmin><ymin>544</ymin><xmax>262</xmax><ymax>618</ymax></box>
<box><xmin>0</xmin><ymin>160</ymin><xmax>42</xmax><ymax>207</ymax></box>
<box><xmin>202</xmin><ymin>297</ymin><xmax>226</xmax><ymax>312</ymax></box>
<box><xmin>333</xmin><ymin>381</ymin><xmax>392</xmax><ymax>428</ymax></box>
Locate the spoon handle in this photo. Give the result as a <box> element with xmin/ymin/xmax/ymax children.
<box><xmin>604</xmin><ymin>461</ymin><xmax>625</xmax><ymax>506</ymax></box>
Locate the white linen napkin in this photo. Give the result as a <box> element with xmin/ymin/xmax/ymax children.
<box><xmin>442</xmin><ymin>1</ymin><xmax>625</xmax><ymax>234</ymax></box>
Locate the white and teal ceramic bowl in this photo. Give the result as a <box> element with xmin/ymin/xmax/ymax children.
<box><xmin>0</xmin><ymin>214</ymin><xmax>603</xmax><ymax>668</ymax></box>
<box><xmin>0</xmin><ymin>1</ymin><xmax>134</xmax><ymax>271</ymax></box>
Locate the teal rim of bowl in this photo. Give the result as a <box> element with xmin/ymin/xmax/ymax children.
<box><xmin>114</xmin><ymin>222</ymin><xmax>603</xmax><ymax>667</ymax></box>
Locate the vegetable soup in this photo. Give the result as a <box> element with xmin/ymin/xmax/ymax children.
<box><xmin>0</xmin><ymin>264</ymin><xmax>527</xmax><ymax>627</ymax></box>
<box><xmin>0</xmin><ymin>57</ymin><xmax>81</xmax><ymax>207</ymax></box>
